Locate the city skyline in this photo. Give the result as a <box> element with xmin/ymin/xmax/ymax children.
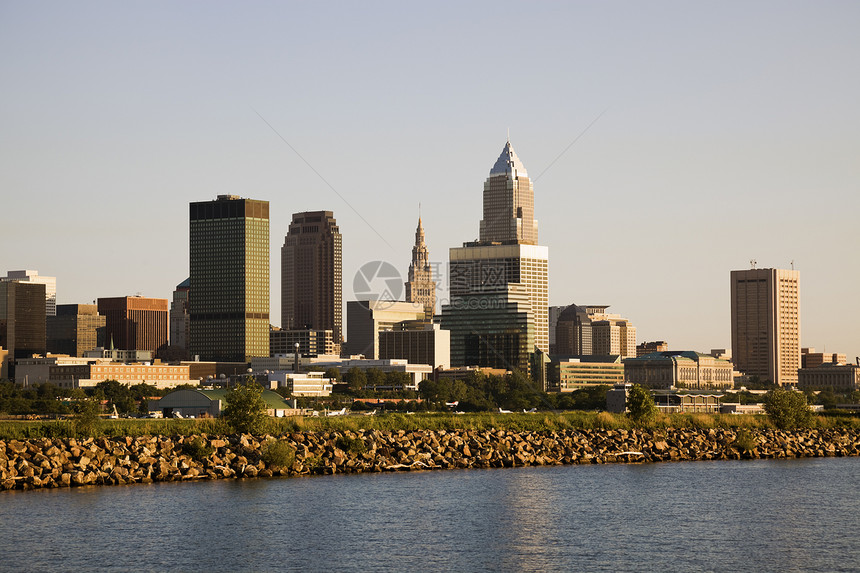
<box><xmin>2</xmin><ymin>3</ymin><xmax>858</xmax><ymax>360</ymax></box>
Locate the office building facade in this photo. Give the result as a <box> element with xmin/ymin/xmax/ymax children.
<box><xmin>189</xmin><ymin>195</ymin><xmax>270</xmax><ymax>362</ymax></box>
<box><xmin>3</xmin><ymin>270</ymin><xmax>57</xmax><ymax>317</ymax></box>
<box><xmin>0</xmin><ymin>281</ymin><xmax>46</xmax><ymax>377</ymax></box>
<box><xmin>98</xmin><ymin>296</ymin><xmax>168</xmax><ymax>357</ymax></box>
<box><xmin>47</xmin><ymin>304</ymin><xmax>105</xmax><ymax>357</ymax></box>
<box><xmin>730</xmin><ymin>267</ymin><xmax>800</xmax><ymax>386</ymax></box>
<box><xmin>555</xmin><ymin>305</ymin><xmax>636</xmax><ymax>359</ymax></box>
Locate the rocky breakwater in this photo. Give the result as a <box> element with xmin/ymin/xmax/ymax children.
<box><xmin>2</xmin><ymin>427</ymin><xmax>860</xmax><ymax>491</ymax></box>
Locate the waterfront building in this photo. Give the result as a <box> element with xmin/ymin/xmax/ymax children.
<box><xmin>551</xmin><ymin>355</ymin><xmax>625</xmax><ymax>392</ymax></box>
<box><xmin>189</xmin><ymin>195</ymin><xmax>270</xmax><ymax>362</ymax></box>
<box><xmin>404</xmin><ymin>218</ymin><xmax>437</xmax><ymax>319</ymax></box>
<box><xmin>345</xmin><ymin>300</ymin><xmax>426</xmax><ymax>359</ymax></box>
<box><xmin>0</xmin><ymin>281</ymin><xmax>46</xmax><ymax>377</ymax></box>
<box><xmin>606</xmin><ymin>383</ymin><xmax>724</xmax><ymax>414</ymax></box>
<box><xmin>97</xmin><ymin>296</ymin><xmax>168</xmax><ymax>357</ymax></box>
<box><xmin>270</xmin><ymin>328</ymin><xmax>337</xmax><ymax>358</ymax></box>
<box><xmin>730</xmin><ymin>267</ymin><xmax>800</xmax><ymax>386</ymax></box>
<box><xmin>2</xmin><ymin>270</ymin><xmax>57</xmax><ymax>317</ymax></box>
<box><xmin>156</xmin><ymin>388</ymin><xmax>296</xmax><ymax>419</ymax></box>
<box><xmin>47</xmin><ymin>304</ymin><xmax>105</xmax><ymax>357</ymax></box>
<box><xmin>378</xmin><ymin>321</ymin><xmax>450</xmax><ymax>369</ymax></box>
<box><xmin>556</xmin><ymin>305</ymin><xmax>636</xmax><ymax>358</ymax></box>
<box><xmin>623</xmin><ymin>351</ymin><xmax>734</xmax><ymax>390</ymax></box>
<box><xmin>281</xmin><ymin>211</ymin><xmax>342</xmax><ymax>346</ymax></box>
<box><xmin>637</xmin><ymin>341</ymin><xmax>668</xmax><ymax>357</ymax></box>
<box><xmin>442</xmin><ymin>141</ymin><xmax>549</xmax><ymax>376</ymax></box>
<box><xmin>49</xmin><ymin>361</ymin><xmax>196</xmax><ymax>389</ymax></box>
<box><xmin>170</xmin><ymin>278</ymin><xmax>190</xmax><ymax>353</ymax></box>
<box><xmin>797</xmin><ymin>364</ymin><xmax>860</xmax><ymax>391</ymax></box>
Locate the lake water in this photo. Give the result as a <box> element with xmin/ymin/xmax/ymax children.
<box><xmin>2</xmin><ymin>457</ymin><xmax>859</xmax><ymax>572</ymax></box>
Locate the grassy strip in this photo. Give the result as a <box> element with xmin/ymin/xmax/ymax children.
<box><xmin>2</xmin><ymin>411</ymin><xmax>859</xmax><ymax>441</ymax></box>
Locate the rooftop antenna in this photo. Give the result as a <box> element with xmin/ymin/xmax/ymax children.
<box><xmin>791</xmin><ymin>260</ymin><xmax>795</xmax><ymax>270</ymax></box>
<box><xmin>507</xmin><ymin>127</ymin><xmax>510</xmax><ymax>143</ymax></box>
<box><xmin>750</xmin><ymin>259</ymin><xmax>757</xmax><ymax>269</ymax></box>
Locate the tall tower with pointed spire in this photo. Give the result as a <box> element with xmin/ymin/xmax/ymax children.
<box><xmin>441</xmin><ymin>140</ymin><xmax>549</xmax><ymax>381</ymax></box>
<box><xmin>405</xmin><ymin>217</ymin><xmax>436</xmax><ymax>319</ymax></box>
<box><xmin>479</xmin><ymin>140</ymin><xmax>538</xmax><ymax>245</ymax></box>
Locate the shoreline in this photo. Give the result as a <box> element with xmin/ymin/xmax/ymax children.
<box><xmin>3</xmin><ymin>427</ymin><xmax>860</xmax><ymax>491</ymax></box>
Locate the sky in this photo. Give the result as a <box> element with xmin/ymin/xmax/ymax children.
<box><xmin>2</xmin><ymin>1</ymin><xmax>858</xmax><ymax>360</ymax></box>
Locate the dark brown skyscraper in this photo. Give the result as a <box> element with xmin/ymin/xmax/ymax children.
<box><xmin>281</xmin><ymin>211</ymin><xmax>342</xmax><ymax>345</ymax></box>
<box><xmin>189</xmin><ymin>195</ymin><xmax>270</xmax><ymax>362</ymax></box>
<box><xmin>0</xmin><ymin>282</ymin><xmax>47</xmax><ymax>377</ymax></box>
<box><xmin>98</xmin><ymin>296</ymin><xmax>168</xmax><ymax>356</ymax></box>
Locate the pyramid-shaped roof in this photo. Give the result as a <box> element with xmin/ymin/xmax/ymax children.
<box><xmin>489</xmin><ymin>140</ymin><xmax>528</xmax><ymax>178</ymax></box>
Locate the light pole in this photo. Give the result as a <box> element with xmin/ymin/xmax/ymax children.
<box><xmin>294</xmin><ymin>342</ymin><xmax>301</xmax><ymax>374</ymax></box>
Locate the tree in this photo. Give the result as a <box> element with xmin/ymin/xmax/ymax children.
<box><xmin>626</xmin><ymin>384</ymin><xmax>658</xmax><ymax>423</ymax></box>
<box><xmin>222</xmin><ymin>381</ymin><xmax>269</xmax><ymax>434</ymax></box>
<box><xmin>764</xmin><ymin>388</ymin><xmax>813</xmax><ymax>429</ymax></box>
<box><xmin>345</xmin><ymin>367</ymin><xmax>367</xmax><ymax>393</ymax></box>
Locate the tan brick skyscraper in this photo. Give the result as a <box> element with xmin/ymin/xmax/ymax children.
<box><xmin>731</xmin><ymin>267</ymin><xmax>800</xmax><ymax>386</ymax></box>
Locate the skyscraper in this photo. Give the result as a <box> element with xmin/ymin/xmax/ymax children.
<box><xmin>0</xmin><ymin>281</ymin><xmax>46</xmax><ymax>378</ymax></box>
<box><xmin>97</xmin><ymin>296</ymin><xmax>168</xmax><ymax>357</ymax></box>
<box><xmin>730</xmin><ymin>267</ymin><xmax>800</xmax><ymax>386</ymax></box>
<box><xmin>189</xmin><ymin>195</ymin><xmax>270</xmax><ymax>362</ymax></box>
<box><xmin>47</xmin><ymin>304</ymin><xmax>105</xmax><ymax>357</ymax></box>
<box><xmin>281</xmin><ymin>211</ymin><xmax>342</xmax><ymax>345</ymax></box>
<box><xmin>441</xmin><ymin>140</ymin><xmax>549</xmax><ymax>376</ymax></box>
<box><xmin>404</xmin><ymin>217</ymin><xmax>436</xmax><ymax>319</ymax></box>
<box><xmin>2</xmin><ymin>270</ymin><xmax>57</xmax><ymax>317</ymax></box>
<box><xmin>170</xmin><ymin>278</ymin><xmax>190</xmax><ymax>353</ymax></box>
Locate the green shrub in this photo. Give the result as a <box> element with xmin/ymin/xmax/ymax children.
<box><xmin>733</xmin><ymin>429</ymin><xmax>758</xmax><ymax>452</ymax></box>
<box><xmin>261</xmin><ymin>439</ymin><xmax>296</xmax><ymax>469</ymax></box>
<box><xmin>335</xmin><ymin>434</ymin><xmax>367</xmax><ymax>455</ymax></box>
<box><xmin>182</xmin><ymin>437</ymin><xmax>214</xmax><ymax>462</ymax></box>
<box><xmin>764</xmin><ymin>388</ymin><xmax>813</xmax><ymax>429</ymax></box>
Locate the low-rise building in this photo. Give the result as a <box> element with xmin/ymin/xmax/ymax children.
<box><xmin>84</xmin><ymin>347</ymin><xmax>153</xmax><ymax>362</ymax></box>
<box><xmin>797</xmin><ymin>364</ymin><xmax>860</xmax><ymax>391</ymax></box>
<box><xmin>264</xmin><ymin>371</ymin><xmax>333</xmax><ymax>397</ymax></box>
<box><xmin>801</xmin><ymin>348</ymin><xmax>847</xmax><ymax>369</ymax></box>
<box><xmin>15</xmin><ymin>354</ymin><xmax>98</xmax><ymax>386</ymax></box>
<box><xmin>606</xmin><ymin>383</ymin><xmax>724</xmax><ymax>413</ymax></box>
<box><xmin>49</xmin><ymin>362</ymin><xmax>196</xmax><ymax>389</ymax></box>
<box><xmin>551</xmin><ymin>355</ymin><xmax>624</xmax><ymax>392</ymax></box>
<box><xmin>157</xmin><ymin>388</ymin><xmax>297</xmax><ymax>418</ymax></box>
<box><xmin>637</xmin><ymin>341</ymin><xmax>668</xmax><ymax>357</ymax></box>
<box><xmin>308</xmin><ymin>357</ymin><xmax>433</xmax><ymax>391</ymax></box>
<box><xmin>623</xmin><ymin>351</ymin><xmax>734</xmax><ymax>390</ymax></box>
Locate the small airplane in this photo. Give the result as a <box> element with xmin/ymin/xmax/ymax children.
<box><xmin>523</xmin><ymin>408</ymin><xmax>537</xmax><ymax>413</ymax></box>
<box><xmin>445</xmin><ymin>401</ymin><xmax>459</xmax><ymax>408</ymax></box>
<box><xmin>498</xmin><ymin>408</ymin><xmax>512</xmax><ymax>414</ymax></box>
<box><xmin>325</xmin><ymin>407</ymin><xmax>348</xmax><ymax>417</ymax></box>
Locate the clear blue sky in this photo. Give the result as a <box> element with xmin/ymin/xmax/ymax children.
<box><xmin>2</xmin><ymin>1</ymin><xmax>858</xmax><ymax>359</ymax></box>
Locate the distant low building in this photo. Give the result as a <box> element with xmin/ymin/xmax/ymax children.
<box><xmin>264</xmin><ymin>371</ymin><xmax>333</xmax><ymax>397</ymax></box>
<box><xmin>84</xmin><ymin>347</ymin><xmax>153</xmax><ymax>363</ymax></box>
<box><xmin>308</xmin><ymin>357</ymin><xmax>433</xmax><ymax>391</ymax></box>
<box><xmin>549</xmin><ymin>355</ymin><xmax>624</xmax><ymax>392</ymax></box>
<box><xmin>797</xmin><ymin>364</ymin><xmax>860</xmax><ymax>391</ymax></box>
<box><xmin>15</xmin><ymin>354</ymin><xmax>98</xmax><ymax>386</ymax></box>
<box><xmin>157</xmin><ymin>388</ymin><xmax>297</xmax><ymax>418</ymax></box>
<box><xmin>637</xmin><ymin>341</ymin><xmax>668</xmax><ymax>357</ymax></box>
<box><xmin>606</xmin><ymin>383</ymin><xmax>724</xmax><ymax>414</ymax></box>
<box><xmin>801</xmin><ymin>348</ymin><xmax>847</xmax><ymax>369</ymax></box>
<box><xmin>49</xmin><ymin>361</ymin><xmax>196</xmax><ymax>389</ymax></box>
<box><xmin>623</xmin><ymin>351</ymin><xmax>734</xmax><ymax>390</ymax></box>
